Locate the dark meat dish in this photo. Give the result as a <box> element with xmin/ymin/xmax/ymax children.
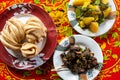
<box><xmin>60</xmin><ymin>45</ymin><xmax>99</xmax><ymax>74</ymax></box>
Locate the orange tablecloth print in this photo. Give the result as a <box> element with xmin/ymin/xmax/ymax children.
<box><xmin>0</xmin><ymin>0</ymin><xmax>120</xmax><ymax>80</ymax></box>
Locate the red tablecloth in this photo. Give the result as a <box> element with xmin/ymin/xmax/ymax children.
<box><xmin>0</xmin><ymin>0</ymin><xmax>120</xmax><ymax>80</ymax></box>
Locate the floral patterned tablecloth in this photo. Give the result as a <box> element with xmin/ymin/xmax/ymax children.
<box><xmin>0</xmin><ymin>0</ymin><xmax>120</xmax><ymax>80</ymax></box>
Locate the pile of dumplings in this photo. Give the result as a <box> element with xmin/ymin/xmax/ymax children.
<box><xmin>0</xmin><ymin>16</ymin><xmax>47</xmax><ymax>58</ymax></box>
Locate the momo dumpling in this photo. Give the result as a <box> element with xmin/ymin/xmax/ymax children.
<box><xmin>25</xmin><ymin>16</ymin><xmax>47</xmax><ymax>34</ymax></box>
<box><xmin>20</xmin><ymin>42</ymin><xmax>40</xmax><ymax>58</ymax></box>
<box><xmin>24</xmin><ymin>16</ymin><xmax>47</xmax><ymax>43</ymax></box>
<box><xmin>8</xmin><ymin>17</ymin><xmax>25</xmax><ymax>41</ymax></box>
<box><xmin>0</xmin><ymin>17</ymin><xmax>25</xmax><ymax>50</ymax></box>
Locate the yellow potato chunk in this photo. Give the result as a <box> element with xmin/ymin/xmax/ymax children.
<box><xmin>102</xmin><ymin>0</ymin><xmax>108</xmax><ymax>4</ymax></box>
<box><xmin>86</xmin><ymin>0</ymin><xmax>91</xmax><ymax>2</ymax></box>
<box><xmin>89</xmin><ymin>5</ymin><xmax>101</xmax><ymax>14</ymax></box>
<box><xmin>89</xmin><ymin>5</ymin><xmax>100</xmax><ymax>10</ymax></box>
<box><xmin>82</xmin><ymin>2</ymin><xmax>90</xmax><ymax>9</ymax></box>
<box><xmin>73</xmin><ymin>0</ymin><xmax>91</xmax><ymax>6</ymax></box>
<box><xmin>79</xmin><ymin>21</ymin><xmax>85</xmax><ymax>28</ymax></box>
<box><xmin>73</xmin><ymin>0</ymin><xmax>85</xmax><ymax>6</ymax></box>
<box><xmin>94</xmin><ymin>15</ymin><xmax>99</xmax><ymax>21</ymax></box>
<box><xmin>82</xmin><ymin>17</ymin><xmax>95</xmax><ymax>25</ymax></box>
<box><xmin>89</xmin><ymin>22</ymin><xmax>99</xmax><ymax>33</ymax></box>
<box><xmin>103</xmin><ymin>7</ymin><xmax>111</xmax><ymax>18</ymax></box>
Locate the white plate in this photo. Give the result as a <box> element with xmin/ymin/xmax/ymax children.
<box><xmin>53</xmin><ymin>35</ymin><xmax>103</xmax><ymax>80</ymax></box>
<box><xmin>67</xmin><ymin>0</ymin><xmax>116</xmax><ymax>37</ymax></box>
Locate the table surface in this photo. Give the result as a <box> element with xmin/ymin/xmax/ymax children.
<box><xmin>0</xmin><ymin>0</ymin><xmax>120</xmax><ymax>80</ymax></box>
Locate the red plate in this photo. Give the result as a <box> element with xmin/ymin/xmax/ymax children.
<box><xmin>0</xmin><ymin>3</ymin><xmax>57</xmax><ymax>70</ymax></box>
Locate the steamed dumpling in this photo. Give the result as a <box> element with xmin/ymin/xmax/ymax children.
<box><xmin>0</xmin><ymin>17</ymin><xmax>25</xmax><ymax>50</ymax></box>
<box><xmin>24</xmin><ymin>16</ymin><xmax>47</xmax><ymax>43</ymax></box>
<box><xmin>26</xmin><ymin>16</ymin><xmax>47</xmax><ymax>31</ymax></box>
<box><xmin>20</xmin><ymin>42</ymin><xmax>39</xmax><ymax>58</ymax></box>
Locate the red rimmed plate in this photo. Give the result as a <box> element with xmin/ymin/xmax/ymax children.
<box><xmin>0</xmin><ymin>3</ymin><xmax>57</xmax><ymax>70</ymax></box>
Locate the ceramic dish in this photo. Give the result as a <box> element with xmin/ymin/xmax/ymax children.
<box><xmin>53</xmin><ymin>35</ymin><xmax>103</xmax><ymax>80</ymax></box>
<box><xmin>0</xmin><ymin>3</ymin><xmax>57</xmax><ymax>70</ymax></box>
<box><xmin>67</xmin><ymin>0</ymin><xmax>116</xmax><ymax>37</ymax></box>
